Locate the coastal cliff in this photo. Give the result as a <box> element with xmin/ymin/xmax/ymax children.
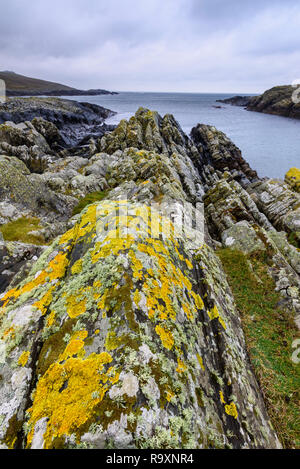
<box><xmin>218</xmin><ymin>85</ymin><xmax>300</xmax><ymax>119</ymax></box>
<box><xmin>0</xmin><ymin>102</ymin><xmax>299</xmax><ymax>449</ymax></box>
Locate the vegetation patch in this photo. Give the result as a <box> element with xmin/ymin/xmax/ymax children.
<box><xmin>72</xmin><ymin>191</ymin><xmax>109</xmax><ymax>216</ymax></box>
<box><xmin>218</xmin><ymin>248</ymin><xmax>300</xmax><ymax>449</ymax></box>
<box><xmin>0</xmin><ymin>217</ymin><xmax>45</xmax><ymax>245</ymax></box>
<box><xmin>287</xmin><ymin>232</ymin><xmax>300</xmax><ymax>250</ymax></box>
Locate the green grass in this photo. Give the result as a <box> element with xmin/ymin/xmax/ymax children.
<box><xmin>72</xmin><ymin>191</ymin><xmax>109</xmax><ymax>216</ymax></box>
<box><xmin>288</xmin><ymin>232</ymin><xmax>300</xmax><ymax>249</ymax></box>
<box><xmin>218</xmin><ymin>248</ymin><xmax>300</xmax><ymax>449</ymax></box>
<box><xmin>0</xmin><ymin>217</ymin><xmax>45</xmax><ymax>245</ymax></box>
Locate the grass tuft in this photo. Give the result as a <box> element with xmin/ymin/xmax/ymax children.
<box><xmin>288</xmin><ymin>232</ymin><xmax>300</xmax><ymax>250</ymax></box>
<box><xmin>72</xmin><ymin>191</ymin><xmax>108</xmax><ymax>216</ymax></box>
<box><xmin>0</xmin><ymin>217</ymin><xmax>45</xmax><ymax>245</ymax></box>
<box><xmin>218</xmin><ymin>248</ymin><xmax>300</xmax><ymax>449</ymax></box>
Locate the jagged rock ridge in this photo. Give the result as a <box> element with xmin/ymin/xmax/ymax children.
<box><xmin>0</xmin><ymin>106</ymin><xmax>299</xmax><ymax>449</ymax></box>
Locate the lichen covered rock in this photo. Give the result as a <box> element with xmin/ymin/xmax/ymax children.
<box><xmin>285</xmin><ymin>167</ymin><xmax>300</xmax><ymax>193</ymax></box>
<box><xmin>191</xmin><ymin>124</ymin><xmax>258</xmax><ymax>188</ymax></box>
<box><xmin>0</xmin><ymin>199</ymin><xmax>280</xmax><ymax>449</ymax></box>
<box><xmin>204</xmin><ymin>175</ymin><xmax>300</xmax><ymax>328</ymax></box>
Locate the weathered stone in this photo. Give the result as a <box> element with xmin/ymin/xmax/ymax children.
<box><xmin>0</xmin><ymin>201</ymin><xmax>280</xmax><ymax>449</ymax></box>
<box><xmin>221</xmin><ymin>221</ymin><xmax>265</xmax><ymax>254</ymax></box>
<box><xmin>191</xmin><ymin>124</ymin><xmax>258</xmax><ymax>187</ymax></box>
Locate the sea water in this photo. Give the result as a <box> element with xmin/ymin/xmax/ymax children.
<box><xmin>68</xmin><ymin>92</ymin><xmax>300</xmax><ymax>179</ymax></box>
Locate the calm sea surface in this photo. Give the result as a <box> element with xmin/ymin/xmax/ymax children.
<box><xmin>69</xmin><ymin>92</ymin><xmax>300</xmax><ymax>179</ymax></box>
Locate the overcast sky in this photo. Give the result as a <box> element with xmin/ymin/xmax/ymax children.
<box><xmin>0</xmin><ymin>0</ymin><xmax>299</xmax><ymax>93</ymax></box>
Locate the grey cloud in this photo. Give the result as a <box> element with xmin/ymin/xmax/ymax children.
<box><xmin>0</xmin><ymin>0</ymin><xmax>299</xmax><ymax>92</ymax></box>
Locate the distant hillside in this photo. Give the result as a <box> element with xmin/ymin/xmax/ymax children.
<box><xmin>0</xmin><ymin>71</ymin><xmax>117</xmax><ymax>96</ymax></box>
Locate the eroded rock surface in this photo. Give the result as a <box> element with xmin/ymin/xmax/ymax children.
<box><xmin>0</xmin><ymin>97</ymin><xmax>116</xmax><ymax>147</ymax></box>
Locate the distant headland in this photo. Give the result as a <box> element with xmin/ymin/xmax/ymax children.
<box><xmin>217</xmin><ymin>85</ymin><xmax>300</xmax><ymax>119</ymax></box>
<box><xmin>0</xmin><ymin>71</ymin><xmax>118</xmax><ymax>96</ymax></box>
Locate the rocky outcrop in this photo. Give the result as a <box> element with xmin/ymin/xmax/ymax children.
<box><xmin>190</xmin><ymin>124</ymin><xmax>258</xmax><ymax>188</ymax></box>
<box><xmin>220</xmin><ymin>86</ymin><xmax>300</xmax><ymax>119</ymax></box>
<box><xmin>247</xmin><ymin>86</ymin><xmax>300</xmax><ymax>119</ymax></box>
<box><xmin>0</xmin><ymin>155</ymin><xmax>75</xmax><ymax>222</ymax></box>
<box><xmin>0</xmin><ymin>235</ymin><xmax>46</xmax><ymax>295</ymax></box>
<box><xmin>216</xmin><ymin>96</ymin><xmax>253</xmax><ymax>107</ymax></box>
<box><xmin>204</xmin><ymin>175</ymin><xmax>300</xmax><ymax>325</ymax></box>
<box><xmin>0</xmin><ymin>121</ymin><xmax>61</xmax><ymax>173</ymax></box>
<box><xmin>0</xmin><ymin>106</ymin><xmax>298</xmax><ymax>449</ymax></box>
<box><xmin>247</xmin><ymin>178</ymin><xmax>300</xmax><ymax>239</ymax></box>
<box><xmin>0</xmin><ymin>98</ymin><xmax>116</xmax><ymax>147</ymax></box>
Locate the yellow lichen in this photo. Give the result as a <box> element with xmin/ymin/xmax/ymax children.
<box><xmin>219</xmin><ymin>390</ymin><xmax>238</xmax><ymax>420</ymax></box>
<box><xmin>46</xmin><ymin>311</ymin><xmax>56</xmax><ymax>328</ymax></box>
<box><xmin>133</xmin><ymin>290</ymin><xmax>141</xmax><ymax>307</ymax></box>
<box><xmin>166</xmin><ymin>390</ymin><xmax>175</xmax><ymax>402</ymax></box>
<box><xmin>207</xmin><ymin>305</ymin><xmax>227</xmax><ymax>330</ymax></box>
<box><xmin>185</xmin><ymin>258</ymin><xmax>193</xmax><ymax>270</ymax></box>
<box><xmin>285</xmin><ymin>167</ymin><xmax>300</xmax><ymax>192</ymax></box>
<box><xmin>219</xmin><ymin>391</ymin><xmax>226</xmax><ymax>405</ymax></box>
<box><xmin>225</xmin><ymin>402</ymin><xmax>238</xmax><ymax>420</ymax></box>
<box><xmin>197</xmin><ymin>354</ymin><xmax>205</xmax><ymax>371</ymax></box>
<box><xmin>176</xmin><ymin>358</ymin><xmax>187</xmax><ymax>374</ymax></box>
<box><xmin>65</xmin><ymin>292</ymin><xmax>87</xmax><ymax>319</ymax></box>
<box><xmin>71</xmin><ymin>259</ymin><xmax>83</xmax><ymax>275</ymax></box>
<box><xmin>60</xmin><ymin>330</ymin><xmax>88</xmax><ymax>361</ymax></box>
<box><xmin>26</xmin><ymin>351</ymin><xmax>119</xmax><ymax>448</ymax></box>
<box><xmin>2</xmin><ymin>326</ymin><xmax>15</xmax><ymax>340</ymax></box>
<box><xmin>18</xmin><ymin>351</ymin><xmax>30</xmax><ymax>367</ymax></box>
<box><xmin>155</xmin><ymin>325</ymin><xmax>174</xmax><ymax>350</ymax></box>
<box><xmin>34</xmin><ymin>287</ymin><xmax>55</xmax><ymax>315</ymax></box>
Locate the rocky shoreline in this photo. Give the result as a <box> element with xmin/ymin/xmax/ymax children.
<box><xmin>0</xmin><ymin>97</ymin><xmax>117</xmax><ymax>148</ymax></box>
<box><xmin>217</xmin><ymin>85</ymin><xmax>300</xmax><ymax>119</ymax></box>
<box><xmin>0</xmin><ymin>99</ymin><xmax>299</xmax><ymax>449</ymax></box>
<box><xmin>216</xmin><ymin>95</ymin><xmax>253</xmax><ymax>107</ymax></box>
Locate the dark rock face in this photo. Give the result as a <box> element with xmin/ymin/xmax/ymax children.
<box><xmin>0</xmin><ymin>106</ymin><xmax>298</xmax><ymax>449</ymax></box>
<box><xmin>216</xmin><ymin>96</ymin><xmax>253</xmax><ymax>107</ymax></box>
<box><xmin>0</xmin><ymin>98</ymin><xmax>116</xmax><ymax>147</ymax></box>
<box><xmin>190</xmin><ymin>124</ymin><xmax>258</xmax><ymax>188</ymax></box>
